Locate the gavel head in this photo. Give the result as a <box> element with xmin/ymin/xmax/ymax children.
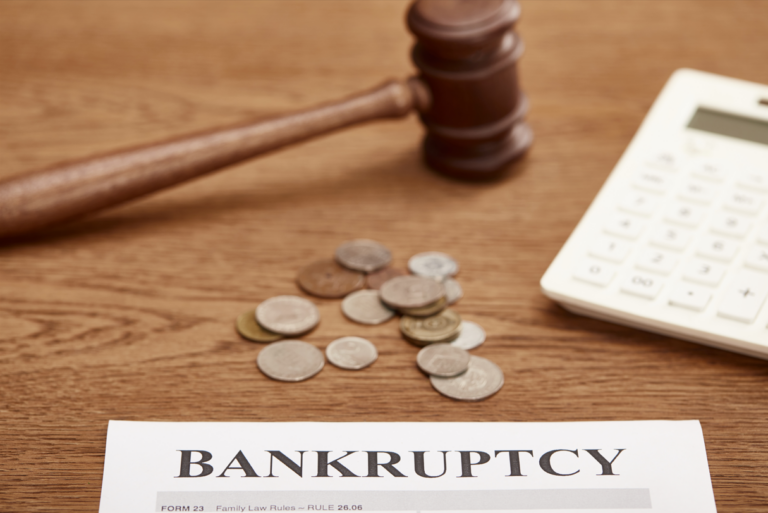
<box><xmin>407</xmin><ymin>0</ymin><xmax>532</xmax><ymax>180</ymax></box>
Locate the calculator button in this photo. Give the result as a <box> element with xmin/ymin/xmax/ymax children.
<box><xmin>689</xmin><ymin>161</ymin><xmax>726</xmax><ymax>182</ymax></box>
<box><xmin>604</xmin><ymin>215</ymin><xmax>645</xmax><ymax>240</ymax></box>
<box><xmin>645</xmin><ymin>150</ymin><xmax>680</xmax><ymax>171</ymax></box>
<box><xmin>636</xmin><ymin>248</ymin><xmax>677</xmax><ymax>275</ymax></box>
<box><xmin>620</xmin><ymin>272</ymin><xmax>664</xmax><ymax>299</ymax></box>
<box><xmin>717</xmin><ymin>270</ymin><xmax>768</xmax><ymax>324</ymax></box>
<box><xmin>573</xmin><ymin>259</ymin><xmax>616</xmax><ymax>287</ymax></box>
<box><xmin>759</xmin><ymin>224</ymin><xmax>768</xmax><ymax>245</ymax></box>
<box><xmin>619</xmin><ymin>191</ymin><xmax>659</xmax><ymax>217</ymax></box>
<box><xmin>736</xmin><ymin>171</ymin><xmax>768</xmax><ymax>193</ymax></box>
<box><xmin>696</xmin><ymin>235</ymin><xmax>739</xmax><ymax>262</ymax></box>
<box><xmin>589</xmin><ymin>237</ymin><xmax>631</xmax><ymax>263</ymax></box>
<box><xmin>678</xmin><ymin>181</ymin><xmax>717</xmax><ymax>204</ymax></box>
<box><xmin>745</xmin><ymin>246</ymin><xmax>768</xmax><ymax>273</ymax></box>
<box><xmin>633</xmin><ymin>169</ymin><xmax>669</xmax><ymax>193</ymax></box>
<box><xmin>682</xmin><ymin>259</ymin><xmax>726</xmax><ymax>286</ymax></box>
<box><xmin>710</xmin><ymin>212</ymin><xmax>752</xmax><ymax>239</ymax></box>
<box><xmin>664</xmin><ymin>202</ymin><xmax>706</xmax><ymax>227</ymax></box>
<box><xmin>669</xmin><ymin>283</ymin><xmax>712</xmax><ymax>312</ymax></box>
<box><xmin>723</xmin><ymin>191</ymin><xmax>764</xmax><ymax>215</ymax></box>
<box><xmin>686</xmin><ymin>136</ymin><xmax>715</xmax><ymax>155</ymax></box>
<box><xmin>650</xmin><ymin>224</ymin><xmax>692</xmax><ymax>251</ymax></box>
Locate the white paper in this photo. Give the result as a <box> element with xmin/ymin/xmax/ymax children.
<box><xmin>99</xmin><ymin>421</ymin><xmax>716</xmax><ymax>513</ymax></box>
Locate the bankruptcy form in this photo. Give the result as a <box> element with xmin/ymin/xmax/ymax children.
<box><xmin>98</xmin><ymin>421</ymin><xmax>716</xmax><ymax>513</ymax></box>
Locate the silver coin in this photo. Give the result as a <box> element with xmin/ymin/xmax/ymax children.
<box><xmin>408</xmin><ymin>251</ymin><xmax>459</xmax><ymax>279</ymax></box>
<box><xmin>430</xmin><ymin>355</ymin><xmax>504</xmax><ymax>401</ymax></box>
<box><xmin>257</xmin><ymin>340</ymin><xmax>325</xmax><ymax>382</ymax></box>
<box><xmin>379</xmin><ymin>275</ymin><xmax>445</xmax><ymax>309</ymax></box>
<box><xmin>255</xmin><ymin>295</ymin><xmax>320</xmax><ymax>336</ymax></box>
<box><xmin>341</xmin><ymin>290</ymin><xmax>395</xmax><ymax>325</ymax></box>
<box><xmin>450</xmin><ymin>321</ymin><xmax>486</xmax><ymax>350</ymax></box>
<box><xmin>335</xmin><ymin>239</ymin><xmax>392</xmax><ymax>273</ymax></box>
<box><xmin>443</xmin><ymin>278</ymin><xmax>463</xmax><ymax>305</ymax></box>
<box><xmin>326</xmin><ymin>336</ymin><xmax>378</xmax><ymax>370</ymax></box>
<box><xmin>417</xmin><ymin>343</ymin><xmax>470</xmax><ymax>377</ymax></box>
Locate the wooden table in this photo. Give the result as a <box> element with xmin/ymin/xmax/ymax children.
<box><xmin>2</xmin><ymin>1</ymin><xmax>767</xmax><ymax>510</ymax></box>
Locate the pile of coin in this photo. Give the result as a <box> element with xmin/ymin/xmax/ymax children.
<box><xmin>236</xmin><ymin>295</ymin><xmax>319</xmax><ymax>343</ymax></box>
<box><xmin>414</xmin><ymin>342</ymin><xmax>506</xmax><ymax>401</ymax></box>
<box><xmin>235</xmin><ymin>239</ymin><xmax>503</xmax><ymax>401</ymax></box>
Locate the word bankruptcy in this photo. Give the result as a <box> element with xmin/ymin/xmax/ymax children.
<box><xmin>177</xmin><ymin>449</ymin><xmax>625</xmax><ymax>478</ymax></box>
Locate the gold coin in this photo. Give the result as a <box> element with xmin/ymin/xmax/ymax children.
<box><xmin>400</xmin><ymin>309</ymin><xmax>462</xmax><ymax>346</ymax></box>
<box><xmin>398</xmin><ymin>296</ymin><xmax>447</xmax><ymax>317</ymax></box>
<box><xmin>402</xmin><ymin>330</ymin><xmax>461</xmax><ymax>347</ymax></box>
<box><xmin>236</xmin><ymin>310</ymin><xmax>282</xmax><ymax>343</ymax></box>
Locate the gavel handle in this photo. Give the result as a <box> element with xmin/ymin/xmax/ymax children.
<box><xmin>0</xmin><ymin>78</ymin><xmax>429</xmax><ymax>239</ymax></box>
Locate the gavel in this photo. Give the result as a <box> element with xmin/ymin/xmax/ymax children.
<box><xmin>0</xmin><ymin>0</ymin><xmax>532</xmax><ymax>239</ymax></box>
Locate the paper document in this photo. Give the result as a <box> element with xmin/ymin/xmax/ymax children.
<box><xmin>99</xmin><ymin>421</ymin><xmax>716</xmax><ymax>512</ymax></box>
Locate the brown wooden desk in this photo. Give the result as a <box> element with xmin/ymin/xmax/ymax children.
<box><xmin>2</xmin><ymin>1</ymin><xmax>767</xmax><ymax>510</ymax></box>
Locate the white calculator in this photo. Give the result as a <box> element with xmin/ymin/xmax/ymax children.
<box><xmin>540</xmin><ymin>69</ymin><xmax>768</xmax><ymax>359</ymax></box>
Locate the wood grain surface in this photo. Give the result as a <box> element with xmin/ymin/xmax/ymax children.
<box><xmin>1</xmin><ymin>1</ymin><xmax>768</xmax><ymax>510</ymax></box>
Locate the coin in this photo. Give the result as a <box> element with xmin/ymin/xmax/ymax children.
<box><xmin>430</xmin><ymin>355</ymin><xmax>504</xmax><ymax>401</ymax></box>
<box><xmin>417</xmin><ymin>343</ymin><xmax>470</xmax><ymax>377</ymax></box>
<box><xmin>257</xmin><ymin>340</ymin><xmax>325</xmax><ymax>382</ymax></box>
<box><xmin>403</xmin><ymin>330</ymin><xmax>460</xmax><ymax>347</ymax></box>
<box><xmin>256</xmin><ymin>295</ymin><xmax>320</xmax><ymax>336</ymax></box>
<box><xmin>341</xmin><ymin>290</ymin><xmax>395</xmax><ymax>325</ymax></box>
<box><xmin>408</xmin><ymin>251</ymin><xmax>459</xmax><ymax>279</ymax></box>
<box><xmin>450</xmin><ymin>321</ymin><xmax>486</xmax><ymax>350</ymax></box>
<box><xmin>397</xmin><ymin>296</ymin><xmax>446</xmax><ymax>317</ymax></box>
<box><xmin>326</xmin><ymin>336</ymin><xmax>378</xmax><ymax>370</ymax></box>
<box><xmin>335</xmin><ymin>239</ymin><xmax>392</xmax><ymax>272</ymax></box>
<box><xmin>235</xmin><ymin>310</ymin><xmax>282</xmax><ymax>343</ymax></box>
<box><xmin>379</xmin><ymin>275</ymin><xmax>445</xmax><ymax>309</ymax></box>
<box><xmin>400</xmin><ymin>309</ymin><xmax>462</xmax><ymax>346</ymax></box>
<box><xmin>366</xmin><ymin>267</ymin><xmax>407</xmax><ymax>290</ymax></box>
<box><xmin>297</xmin><ymin>259</ymin><xmax>365</xmax><ymax>298</ymax></box>
<box><xmin>443</xmin><ymin>278</ymin><xmax>463</xmax><ymax>305</ymax></box>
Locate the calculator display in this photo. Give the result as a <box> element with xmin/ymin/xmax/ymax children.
<box><xmin>688</xmin><ymin>107</ymin><xmax>768</xmax><ymax>146</ymax></box>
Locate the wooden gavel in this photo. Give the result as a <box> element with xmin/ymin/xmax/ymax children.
<box><xmin>0</xmin><ymin>0</ymin><xmax>532</xmax><ymax>239</ymax></box>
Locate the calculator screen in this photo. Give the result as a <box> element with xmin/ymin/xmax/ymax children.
<box><xmin>688</xmin><ymin>107</ymin><xmax>768</xmax><ymax>147</ymax></box>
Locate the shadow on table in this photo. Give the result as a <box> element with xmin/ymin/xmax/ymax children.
<box><xmin>1</xmin><ymin>148</ymin><xmax>532</xmax><ymax>248</ymax></box>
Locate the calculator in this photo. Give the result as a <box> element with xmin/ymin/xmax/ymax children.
<box><xmin>540</xmin><ymin>69</ymin><xmax>768</xmax><ymax>359</ymax></box>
